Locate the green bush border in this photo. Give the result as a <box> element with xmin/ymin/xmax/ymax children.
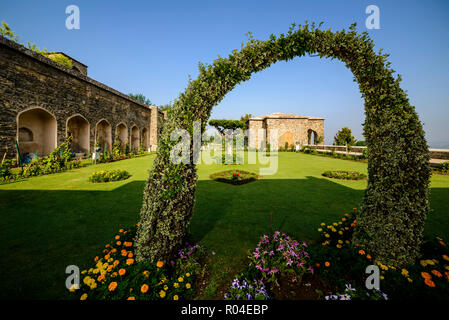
<box><xmin>135</xmin><ymin>22</ymin><xmax>430</xmax><ymax>267</ymax></box>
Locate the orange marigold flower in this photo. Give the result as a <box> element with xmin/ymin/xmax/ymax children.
<box><xmin>119</xmin><ymin>268</ymin><xmax>126</xmax><ymax>276</ymax></box>
<box><xmin>445</xmin><ymin>272</ymin><xmax>449</xmax><ymax>280</ymax></box>
<box><xmin>440</xmin><ymin>241</ymin><xmax>446</xmax><ymax>246</ymax></box>
<box><xmin>442</xmin><ymin>255</ymin><xmax>449</xmax><ymax>261</ymax></box>
<box><xmin>353</xmin><ymin>208</ymin><xmax>357</xmax><ymax>210</ymax></box>
<box><xmin>431</xmin><ymin>270</ymin><xmax>443</xmax><ymax>278</ymax></box>
<box><xmin>113</xmin><ymin>260</ymin><xmax>120</xmax><ymax>266</ymax></box>
<box><xmin>325</xmin><ymin>261</ymin><xmax>330</xmax><ymax>267</ymax></box>
<box><xmin>358</xmin><ymin>250</ymin><xmax>365</xmax><ymax>255</ymax></box>
<box><xmin>316</xmin><ymin>263</ymin><xmax>320</xmax><ymax>268</ymax></box>
<box><xmin>342</xmin><ymin>217</ymin><xmax>346</xmax><ymax>222</ymax></box>
<box><xmin>141</xmin><ymin>284</ymin><xmax>149</xmax><ymax>293</ymax></box>
<box><xmin>124</xmin><ymin>241</ymin><xmax>133</xmax><ymax>247</ymax></box>
<box><xmin>421</xmin><ymin>272</ymin><xmax>432</xmax><ymax>280</ymax></box>
<box><xmin>115</xmin><ymin>235</ymin><xmax>120</xmax><ymax>240</ymax></box>
<box><xmin>156</xmin><ymin>261</ymin><xmax>164</xmax><ymax>268</ymax></box>
<box><xmin>119</xmin><ymin>229</ymin><xmax>124</xmax><ymax>233</ymax></box>
<box><xmin>424</xmin><ymin>278</ymin><xmax>435</xmax><ymax>287</ymax></box>
<box><xmin>116</xmin><ymin>241</ymin><xmax>121</xmax><ymax>246</ymax></box>
<box><xmin>126</xmin><ymin>259</ymin><xmax>134</xmax><ymax>265</ymax></box>
<box><xmin>111</xmin><ymin>248</ymin><xmax>117</xmax><ymax>253</ymax></box>
<box><xmin>94</xmin><ymin>256</ymin><xmax>99</xmax><ymax>262</ymax></box>
<box><xmin>107</xmin><ymin>265</ymin><xmax>113</xmax><ymax>272</ymax></box>
<box><xmin>97</xmin><ymin>275</ymin><xmax>105</xmax><ymax>282</ymax></box>
<box><xmin>121</xmin><ymin>250</ymin><xmax>128</xmax><ymax>257</ymax></box>
<box><xmin>128</xmin><ymin>252</ymin><xmax>133</xmax><ymax>258</ymax></box>
<box><xmin>108</xmin><ymin>281</ymin><xmax>118</xmax><ymax>291</ymax></box>
<box><xmin>104</xmin><ymin>254</ymin><xmax>110</xmax><ymax>260</ymax></box>
<box><xmin>366</xmin><ymin>254</ymin><xmax>372</xmax><ymax>259</ymax></box>
<box><xmin>127</xmin><ymin>296</ymin><xmax>135</xmax><ymax>300</ymax></box>
<box><xmin>111</xmin><ymin>272</ymin><xmax>118</xmax><ymax>278</ymax></box>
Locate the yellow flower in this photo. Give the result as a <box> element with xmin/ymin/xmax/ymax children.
<box><xmin>178</xmin><ymin>277</ymin><xmax>184</xmax><ymax>283</ymax></box>
<box><xmin>401</xmin><ymin>269</ymin><xmax>409</xmax><ymax>277</ymax></box>
<box><xmin>186</xmin><ymin>283</ymin><xmax>191</xmax><ymax>289</ymax></box>
<box><xmin>174</xmin><ymin>283</ymin><xmax>179</xmax><ymax>288</ymax></box>
<box><xmin>186</xmin><ymin>273</ymin><xmax>191</xmax><ymax>277</ymax></box>
<box><xmin>159</xmin><ymin>290</ymin><xmax>166</xmax><ymax>298</ymax></box>
<box><xmin>163</xmin><ymin>285</ymin><xmax>168</xmax><ymax>290</ymax></box>
<box><xmin>173</xmin><ymin>295</ymin><xmax>179</xmax><ymax>300</ymax></box>
<box><xmin>80</xmin><ymin>293</ymin><xmax>88</xmax><ymax>300</ymax></box>
<box><xmin>338</xmin><ymin>231</ymin><xmax>343</xmax><ymax>235</ymax></box>
<box><xmin>325</xmin><ymin>234</ymin><xmax>330</xmax><ymax>238</ymax></box>
<box><xmin>336</xmin><ymin>244</ymin><xmax>342</xmax><ymax>249</ymax></box>
<box><xmin>320</xmin><ymin>223</ymin><xmax>325</xmax><ymax>226</ymax></box>
<box><xmin>420</xmin><ymin>260</ymin><xmax>427</xmax><ymax>267</ymax></box>
<box><xmin>407</xmin><ymin>278</ymin><xmax>413</xmax><ymax>283</ymax></box>
<box><xmin>318</xmin><ymin>228</ymin><xmax>323</xmax><ymax>232</ymax></box>
<box><xmin>442</xmin><ymin>255</ymin><xmax>449</xmax><ymax>261</ymax></box>
<box><xmin>337</xmin><ymin>240</ymin><xmax>343</xmax><ymax>244</ymax></box>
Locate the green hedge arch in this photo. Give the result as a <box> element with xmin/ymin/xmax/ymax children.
<box><xmin>135</xmin><ymin>23</ymin><xmax>430</xmax><ymax>267</ymax></box>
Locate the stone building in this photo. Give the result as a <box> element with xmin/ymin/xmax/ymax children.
<box><xmin>247</xmin><ymin>112</ymin><xmax>324</xmax><ymax>150</ymax></box>
<box><xmin>0</xmin><ymin>35</ymin><xmax>165</xmax><ymax>160</ymax></box>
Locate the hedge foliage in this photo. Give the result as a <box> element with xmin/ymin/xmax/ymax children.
<box><xmin>135</xmin><ymin>22</ymin><xmax>430</xmax><ymax>267</ymax></box>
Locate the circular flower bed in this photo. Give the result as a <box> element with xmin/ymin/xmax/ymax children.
<box><xmin>71</xmin><ymin>225</ymin><xmax>207</xmax><ymax>300</ymax></box>
<box><xmin>209</xmin><ymin>170</ymin><xmax>259</xmax><ymax>185</ymax></box>
<box><xmin>89</xmin><ymin>169</ymin><xmax>131</xmax><ymax>183</ymax></box>
<box><xmin>322</xmin><ymin>170</ymin><xmax>367</xmax><ymax>180</ymax></box>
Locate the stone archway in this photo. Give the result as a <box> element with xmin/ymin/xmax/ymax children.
<box><xmin>67</xmin><ymin>114</ymin><xmax>90</xmax><ymax>155</ymax></box>
<box><xmin>131</xmin><ymin>125</ymin><xmax>140</xmax><ymax>151</ymax></box>
<box><xmin>95</xmin><ymin>119</ymin><xmax>112</xmax><ymax>152</ymax></box>
<box><xmin>307</xmin><ymin>129</ymin><xmax>318</xmax><ymax>145</ymax></box>
<box><xmin>17</xmin><ymin>107</ymin><xmax>57</xmax><ymax>158</ymax></box>
<box><xmin>142</xmin><ymin>127</ymin><xmax>149</xmax><ymax>150</ymax></box>
<box><xmin>135</xmin><ymin>23</ymin><xmax>430</xmax><ymax>267</ymax></box>
<box><xmin>116</xmin><ymin>123</ymin><xmax>128</xmax><ymax>152</ymax></box>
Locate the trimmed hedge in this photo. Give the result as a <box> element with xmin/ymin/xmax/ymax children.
<box><xmin>135</xmin><ymin>22</ymin><xmax>430</xmax><ymax>267</ymax></box>
<box><xmin>322</xmin><ymin>171</ymin><xmax>367</xmax><ymax>180</ymax></box>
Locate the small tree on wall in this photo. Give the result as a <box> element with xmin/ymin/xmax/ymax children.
<box><xmin>134</xmin><ymin>23</ymin><xmax>430</xmax><ymax>267</ymax></box>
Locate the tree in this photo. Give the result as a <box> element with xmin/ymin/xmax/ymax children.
<box><xmin>333</xmin><ymin>127</ymin><xmax>355</xmax><ymax>146</ymax></box>
<box><xmin>208</xmin><ymin>119</ymin><xmax>245</xmax><ymax>136</ymax></box>
<box><xmin>129</xmin><ymin>93</ymin><xmax>152</xmax><ymax>105</ymax></box>
<box><xmin>239</xmin><ymin>114</ymin><xmax>252</xmax><ymax>130</ymax></box>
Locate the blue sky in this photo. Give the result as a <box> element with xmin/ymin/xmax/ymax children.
<box><xmin>1</xmin><ymin>0</ymin><xmax>449</xmax><ymax>146</ymax></box>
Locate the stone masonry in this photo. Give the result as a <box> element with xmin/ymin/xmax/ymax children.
<box><xmin>0</xmin><ymin>35</ymin><xmax>165</xmax><ymax>159</ymax></box>
<box><xmin>247</xmin><ymin>112</ymin><xmax>324</xmax><ymax>150</ymax></box>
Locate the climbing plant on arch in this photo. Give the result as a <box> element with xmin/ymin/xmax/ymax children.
<box><xmin>135</xmin><ymin>23</ymin><xmax>431</xmax><ymax>267</ymax></box>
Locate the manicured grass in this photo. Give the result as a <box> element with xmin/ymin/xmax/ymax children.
<box><xmin>1</xmin><ymin>152</ymin><xmax>448</xmax><ymax>299</ymax></box>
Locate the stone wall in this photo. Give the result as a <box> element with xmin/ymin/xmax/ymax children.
<box><xmin>248</xmin><ymin>113</ymin><xmax>324</xmax><ymax>150</ymax></box>
<box><xmin>0</xmin><ymin>36</ymin><xmax>165</xmax><ymax>159</ymax></box>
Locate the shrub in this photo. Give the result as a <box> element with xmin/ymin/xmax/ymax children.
<box><xmin>439</xmin><ymin>162</ymin><xmax>449</xmax><ymax>173</ymax></box>
<box><xmin>322</xmin><ymin>170</ymin><xmax>367</xmax><ymax>180</ymax></box>
<box><xmin>209</xmin><ymin>170</ymin><xmax>259</xmax><ymax>185</ymax></box>
<box><xmin>248</xmin><ymin>232</ymin><xmax>312</xmax><ymax>285</ymax></box>
<box><xmin>89</xmin><ymin>169</ymin><xmax>131</xmax><ymax>183</ymax></box>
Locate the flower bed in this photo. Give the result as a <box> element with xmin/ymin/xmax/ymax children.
<box><xmin>72</xmin><ymin>225</ymin><xmax>207</xmax><ymax>300</ymax></box>
<box><xmin>322</xmin><ymin>170</ymin><xmax>366</xmax><ymax>180</ymax></box>
<box><xmin>89</xmin><ymin>169</ymin><xmax>131</xmax><ymax>183</ymax></box>
<box><xmin>223</xmin><ymin>210</ymin><xmax>449</xmax><ymax>300</ymax></box>
<box><xmin>209</xmin><ymin>170</ymin><xmax>259</xmax><ymax>185</ymax></box>
<box><xmin>311</xmin><ymin>209</ymin><xmax>449</xmax><ymax>300</ymax></box>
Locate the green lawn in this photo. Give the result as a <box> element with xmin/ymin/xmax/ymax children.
<box><xmin>1</xmin><ymin>152</ymin><xmax>448</xmax><ymax>299</ymax></box>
